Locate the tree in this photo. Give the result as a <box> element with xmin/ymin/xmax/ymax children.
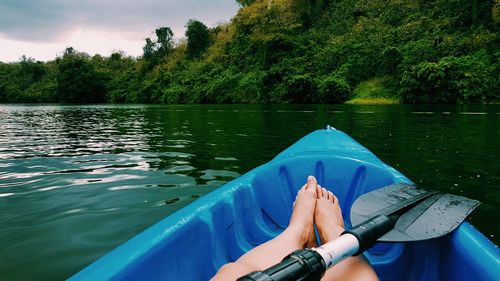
<box><xmin>155</xmin><ymin>27</ymin><xmax>174</xmax><ymax>56</ymax></box>
<box><xmin>56</xmin><ymin>50</ymin><xmax>106</xmax><ymax>103</ymax></box>
<box><xmin>141</xmin><ymin>27</ymin><xmax>174</xmax><ymax>71</ymax></box>
<box><xmin>236</xmin><ymin>0</ymin><xmax>256</xmax><ymax>7</ymax></box>
<box><xmin>292</xmin><ymin>0</ymin><xmax>328</xmax><ymax>25</ymax></box>
<box><xmin>64</xmin><ymin>47</ymin><xmax>76</xmax><ymax>56</ymax></box>
<box><xmin>143</xmin><ymin>38</ymin><xmax>156</xmax><ymax>60</ymax></box>
<box><xmin>18</xmin><ymin>55</ymin><xmax>46</xmax><ymax>88</ymax></box>
<box><xmin>185</xmin><ymin>20</ymin><xmax>211</xmax><ymax>59</ymax></box>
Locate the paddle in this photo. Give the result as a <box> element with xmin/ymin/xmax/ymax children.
<box><xmin>238</xmin><ymin>183</ymin><xmax>480</xmax><ymax>281</ymax></box>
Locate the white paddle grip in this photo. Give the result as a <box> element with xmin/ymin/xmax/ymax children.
<box><xmin>313</xmin><ymin>234</ymin><xmax>360</xmax><ymax>268</ymax></box>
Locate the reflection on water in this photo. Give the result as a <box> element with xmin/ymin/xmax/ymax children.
<box><xmin>0</xmin><ymin>104</ymin><xmax>498</xmax><ymax>280</ymax></box>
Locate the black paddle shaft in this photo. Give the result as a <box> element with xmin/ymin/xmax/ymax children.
<box><xmin>237</xmin><ymin>249</ymin><xmax>326</xmax><ymax>281</ymax></box>
<box><xmin>342</xmin><ymin>214</ymin><xmax>398</xmax><ymax>255</ymax></box>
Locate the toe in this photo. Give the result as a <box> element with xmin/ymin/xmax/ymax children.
<box><xmin>328</xmin><ymin>191</ymin><xmax>334</xmax><ymax>202</ymax></box>
<box><xmin>305</xmin><ymin>176</ymin><xmax>318</xmax><ymax>197</ymax></box>
<box><xmin>321</xmin><ymin>187</ymin><xmax>328</xmax><ymax>198</ymax></box>
<box><xmin>306</xmin><ymin>176</ymin><xmax>317</xmax><ymax>190</ymax></box>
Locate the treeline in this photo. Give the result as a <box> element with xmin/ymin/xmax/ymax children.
<box><xmin>1</xmin><ymin>0</ymin><xmax>499</xmax><ymax>104</ymax></box>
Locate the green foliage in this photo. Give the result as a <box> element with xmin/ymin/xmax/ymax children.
<box><xmin>494</xmin><ymin>0</ymin><xmax>500</xmax><ymax>24</ymax></box>
<box><xmin>292</xmin><ymin>0</ymin><xmax>329</xmax><ymax>26</ymax></box>
<box><xmin>141</xmin><ymin>26</ymin><xmax>175</xmax><ymax>72</ymax></box>
<box><xmin>236</xmin><ymin>0</ymin><xmax>256</xmax><ymax>7</ymax></box>
<box><xmin>203</xmin><ymin>68</ymin><xmax>242</xmax><ymax>103</ymax></box>
<box><xmin>0</xmin><ymin>63</ymin><xmax>20</xmax><ymax>102</ymax></box>
<box><xmin>284</xmin><ymin>74</ymin><xmax>317</xmax><ymax>103</ymax></box>
<box><xmin>0</xmin><ymin>0</ymin><xmax>498</xmax><ymax>104</ymax></box>
<box><xmin>400</xmin><ymin>51</ymin><xmax>496</xmax><ymax>103</ymax></box>
<box><xmin>318</xmin><ymin>76</ymin><xmax>351</xmax><ymax>103</ymax></box>
<box><xmin>381</xmin><ymin>47</ymin><xmax>403</xmax><ymax>75</ymax></box>
<box><xmin>345</xmin><ymin>97</ymin><xmax>399</xmax><ymax>104</ymax></box>
<box><xmin>155</xmin><ymin>27</ymin><xmax>174</xmax><ymax>56</ymax></box>
<box><xmin>56</xmin><ymin>50</ymin><xmax>106</xmax><ymax>103</ymax></box>
<box><xmin>162</xmin><ymin>85</ymin><xmax>188</xmax><ymax>103</ymax></box>
<box><xmin>19</xmin><ymin>56</ymin><xmax>46</xmax><ymax>88</ymax></box>
<box><xmin>186</xmin><ymin>20</ymin><xmax>211</xmax><ymax>59</ymax></box>
<box><xmin>102</xmin><ymin>53</ymin><xmax>140</xmax><ymax>103</ymax></box>
<box><xmin>352</xmin><ymin>76</ymin><xmax>397</xmax><ymax>99</ymax></box>
<box><xmin>236</xmin><ymin>71</ymin><xmax>264</xmax><ymax>102</ymax></box>
<box><xmin>143</xmin><ymin>38</ymin><xmax>156</xmax><ymax>60</ymax></box>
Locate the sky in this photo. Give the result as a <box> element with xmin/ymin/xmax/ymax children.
<box><xmin>0</xmin><ymin>0</ymin><xmax>240</xmax><ymax>63</ymax></box>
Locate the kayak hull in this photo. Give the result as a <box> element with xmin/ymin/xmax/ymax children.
<box><xmin>71</xmin><ymin>129</ymin><xmax>499</xmax><ymax>280</ymax></box>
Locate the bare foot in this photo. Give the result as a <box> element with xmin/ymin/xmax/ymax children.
<box><xmin>314</xmin><ymin>185</ymin><xmax>345</xmax><ymax>244</ymax></box>
<box><xmin>211</xmin><ymin>176</ymin><xmax>319</xmax><ymax>280</ymax></box>
<box><xmin>287</xmin><ymin>175</ymin><xmax>318</xmax><ymax>248</ymax></box>
<box><xmin>315</xmin><ymin>187</ymin><xmax>379</xmax><ymax>281</ymax></box>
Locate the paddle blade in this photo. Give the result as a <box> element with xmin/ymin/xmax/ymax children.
<box><xmin>350</xmin><ymin>183</ymin><xmax>480</xmax><ymax>242</ymax></box>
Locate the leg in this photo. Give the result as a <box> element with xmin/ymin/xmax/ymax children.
<box><xmin>211</xmin><ymin>176</ymin><xmax>319</xmax><ymax>280</ymax></box>
<box><xmin>314</xmin><ymin>186</ymin><xmax>379</xmax><ymax>281</ymax></box>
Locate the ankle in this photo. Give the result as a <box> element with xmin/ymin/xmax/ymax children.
<box><xmin>283</xmin><ymin>224</ymin><xmax>310</xmax><ymax>246</ymax></box>
<box><xmin>320</xmin><ymin>225</ymin><xmax>345</xmax><ymax>243</ymax></box>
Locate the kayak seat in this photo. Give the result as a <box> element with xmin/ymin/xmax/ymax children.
<box><xmin>248</xmin><ymin>156</ymin><xmax>417</xmax><ymax>279</ymax></box>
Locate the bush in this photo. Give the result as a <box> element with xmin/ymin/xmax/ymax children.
<box><xmin>400</xmin><ymin>51</ymin><xmax>495</xmax><ymax>103</ymax></box>
<box><xmin>317</xmin><ymin>76</ymin><xmax>351</xmax><ymax>103</ymax></box>
<box><xmin>204</xmin><ymin>70</ymin><xmax>242</xmax><ymax>103</ymax></box>
<box><xmin>381</xmin><ymin>47</ymin><xmax>403</xmax><ymax>75</ymax></box>
<box><xmin>352</xmin><ymin>76</ymin><xmax>397</xmax><ymax>99</ymax></box>
<box><xmin>162</xmin><ymin>85</ymin><xmax>188</xmax><ymax>104</ymax></box>
<box><xmin>23</xmin><ymin>78</ymin><xmax>58</xmax><ymax>102</ymax></box>
<box><xmin>284</xmin><ymin>74</ymin><xmax>317</xmax><ymax>103</ymax></box>
<box><xmin>235</xmin><ymin>71</ymin><xmax>264</xmax><ymax>103</ymax></box>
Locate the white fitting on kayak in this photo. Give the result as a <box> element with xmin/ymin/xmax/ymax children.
<box><xmin>326</xmin><ymin>125</ymin><xmax>336</xmax><ymax>131</ymax></box>
<box><xmin>313</xmin><ymin>233</ymin><xmax>360</xmax><ymax>268</ymax></box>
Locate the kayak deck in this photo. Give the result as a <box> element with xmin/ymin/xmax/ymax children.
<box><xmin>70</xmin><ymin>129</ymin><xmax>499</xmax><ymax>281</ymax></box>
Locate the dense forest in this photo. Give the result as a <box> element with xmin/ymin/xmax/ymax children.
<box><xmin>0</xmin><ymin>0</ymin><xmax>499</xmax><ymax>104</ymax></box>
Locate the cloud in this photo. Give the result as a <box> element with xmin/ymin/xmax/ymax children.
<box><xmin>0</xmin><ymin>0</ymin><xmax>239</xmax><ymax>42</ymax></box>
<box><xmin>0</xmin><ymin>30</ymin><xmax>146</xmax><ymax>62</ymax></box>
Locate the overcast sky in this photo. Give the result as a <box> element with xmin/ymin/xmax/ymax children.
<box><xmin>0</xmin><ymin>0</ymin><xmax>240</xmax><ymax>62</ymax></box>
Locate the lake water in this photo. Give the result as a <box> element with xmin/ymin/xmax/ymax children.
<box><xmin>0</xmin><ymin>104</ymin><xmax>498</xmax><ymax>280</ymax></box>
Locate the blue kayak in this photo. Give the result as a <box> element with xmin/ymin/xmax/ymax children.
<box><xmin>71</xmin><ymin>129</ymin><xmax>499</xmax><ymax>280</ymax></box>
